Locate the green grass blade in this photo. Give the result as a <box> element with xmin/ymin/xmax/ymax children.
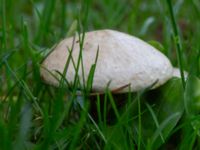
<box><xmin>108</xmin><ymin>91</ymin><xmax>120</xmax><ymax>121</ymax></box>
<box><xmin>35</xmin><ymin>0</ymin><xmax>56</xmax><ymax>43</ymax></box>
<box><xmin>145</xmin><ymin>103</ymin><xmax>165</xmax><ymax>144</ymax></box>
<box><xmin>137</xmin><ymin>92</ymin><xmax>142</xmax><ymax>150</ymax></box>
<box><xmin>86</xmin><ymin>47</ymin><xmax>99</xmax><ymax>93</ymax></box>
<box><xmin>166</xmin><ymin>0</ymin><xmax>186</xmax><ymax>88</ymax></box>
<box><xmin>151</xmin><ymin>112</ymin><xmax>181</xmax><ymax>145</ymax></box>
<box><xmin>1</xmin><ymin>0</ymin><xmax>7</xmax><ymax>49</ymax></box>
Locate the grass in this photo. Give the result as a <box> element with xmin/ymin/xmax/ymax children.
<box><xmin>0</xmin><ymin>0</ymin><xmax>200</xmax><ymax>149</ymax></box>
<box><xmin>166</xmin><ymin>0</ymin><xmax>185</xmax><ymax>88</ymax></box>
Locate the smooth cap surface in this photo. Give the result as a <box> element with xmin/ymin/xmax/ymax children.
<box><xmin>40</xmin><ymin>29</ymin><xmax>173</xmax><ymax>92</ymax></box>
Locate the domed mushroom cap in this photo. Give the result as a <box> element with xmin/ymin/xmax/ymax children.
<box><xmin>40</xmin><ymin>29</ymin><xmax>173</xmax><ymax>92</ymax></box>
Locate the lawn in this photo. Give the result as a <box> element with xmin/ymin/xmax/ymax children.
<box><xmin>0</xmin><ymin>0</ymin><xmax>200</xmax><ymax>149</ymax></box>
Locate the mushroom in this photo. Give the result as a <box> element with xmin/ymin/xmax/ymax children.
<box><xmin>173</xmin><ymin>67</ymin><xmax>188</xmax><ymax>79</ymax></box>
<box><xmin>40</xmin><ymin>29</ymin><xmax>174</xmax><ymax>93</ymax></box>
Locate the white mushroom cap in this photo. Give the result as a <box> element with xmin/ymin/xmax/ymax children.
<box><xmin>40</xmin><ymin>29</ymin><xmax>173</xmax><ymax>93</ymax></box>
